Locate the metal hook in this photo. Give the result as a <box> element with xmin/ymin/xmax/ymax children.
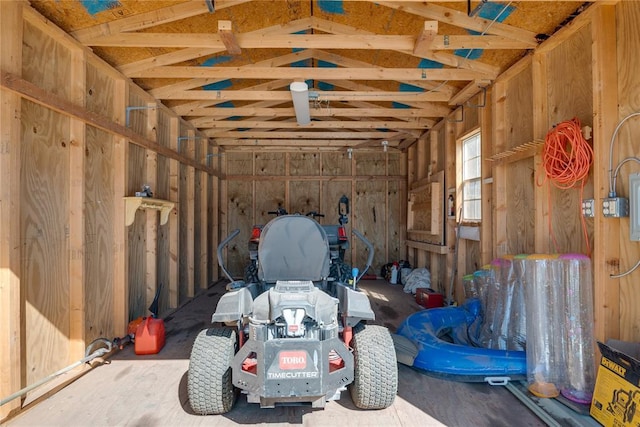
<box><xmin>125</xmin><ymin>105</ymin><xmax>156</xmax><ymax>127</ymax></box>
<box><xmin>446</xmin><ymin>105</ymin><xmax>464</xmax><ymax>123</ymax></box>
<box><xmin>465</xmin><ymin>86</ymin><xmax>487</xmax><ymax>108</ymax></box>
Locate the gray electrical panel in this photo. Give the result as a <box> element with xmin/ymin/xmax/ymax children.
<box><xmin>631</xmin><ymin>173</ymin><xmax>640</xmax><ymax>241</ymax></box>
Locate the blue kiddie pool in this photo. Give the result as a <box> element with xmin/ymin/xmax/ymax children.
<box><xmin>396</xmin><ymin>299</ymin><xmax>527</xmax><ymax>383</ymax></box>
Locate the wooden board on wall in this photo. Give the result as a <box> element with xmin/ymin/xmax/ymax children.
<box><xmin>355</xmin><ymin>180</ymin><xmax>387</xmax><ymax>274</ymax></box>
<box><xmin>290</xmin><ymin>152</ymin><xmax>320</xmax><ymax>176</ymax></box>
<box><xmin>388</xmin><ymin>181</ymin><xmax>404</xmax><ymax>264</ymax></box>
<box><xmin>505</xmin><ymin>65</ymin><xmax>534</xmax><ymax>150</ymax></box>
<box><xmin>616</xmin><ymin>2</ymin><xmax>640</xmax><ymax>341</ymax></box>
<box><xmin>255</xmin><ymin>180</ymin><xmax>285</xmax><ymax>225</ymax></box>
<box><xmin>290</xmin><ymin>180</ymin><xmax>320</xmax><ymax>215</ymax></box>
<box><xmin>22</xmin><ymin>21</ymin><xmax>71</xmax><ymax>102</ymax></box>
<box><xmin>127</xmin><ymin>143</ymin><xmax>146</xmax><ymax>319</ymax></box>
<box><xmin>85</xmin><ymin>63</ymin><xmax>115</xmax><ymax>119</ymax></box>
<box><xmin>255</xmin><ymin>152</ymin><xmax>284</xmax><ymax>176</ymax></box>
<box><xmin>356</xmin><ymin>152</ymin><xmax>386</xmax><ymax>176</ymax></box>
<box><xmin>21</xmin><ymin>100</ymin><xmax>70</xmax><ymax>385</ymax></box>
<box><xmin>505</xmin><ymin>157</ymin><xmax>536</xmax><ymax>255</ymax></box>
<box><xmin>545</xmin><ymin>23</ymin><xmax>594</xmax><ymax>255</ymax></box>
<box><xmin>321</xmin><ymin>152</ymin><xmax>351</xmax><ymax>176</ymax></box>
<box><xmin>156</xmin><ymin>152</ymin><xmax>171</xmax><ymax>315</ymax></box>
<box><xmin>84</xmin><ymin>125</ymin><xmax>114</xmax><ymax>342</ymax></box>
<box><xmin>323</xmin><ymin>180</ymin><xmax>352</xmax><ymax>265</ymax></box>
<box><xmin>226</xmin><ymin>180</ymin><xmax>253</xmax><ymax>278</ymax></box>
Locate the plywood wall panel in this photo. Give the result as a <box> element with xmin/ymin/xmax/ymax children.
<box><xmin>127</xmin><ymin>144</ymin><xmax>146</xmax><ymax>319</ymax></box>
<box><xmin>355</xmin><ymin>180</ymin><xmax>386</xmax><ymax>273</ymax></box>
<box><xmin>323</xmin><ymin>180</ymin><xmax>352</xmax><ymax>265</ymax></box>
<box><xmin>84</xmin><ymin>126</ymin><xmax>114</xmax><ymax>342</ymax></box>
<box><xmin>85</xmin><ymin>63</ymin><xmax>115</xmax><ymax>119</ymax></box>
<box><xmin>545</xmin><ymin>23</ymin><xmax>594</xmax><ymax>255</ymax></box>
<box><xmin>156</xmin><ymin>153</ymin><xmax>171</xmax><ymax>315</ymax></box>
<box><xmin>255</xmin><ymin>181</ymin><xmax>286</xmax><ymax>225</ymax></box>
<box><xmin>356</xmin><ymin>152</ymin><xmax>386</xmax><ymax>176</ymax></box>
<box><xmin>388</xmin><ymin>152</ymin><xmax>405</xmax><ymax>176</ymax></box>
<box><xmin>290</xmin><ymin>180</ymin><xmax>320</xmax><ymax>215</ymax></box>
<box><xmin>322</xmin><ymin>152</ymin><xmax>351</xmax><ymax>176</ymax></box>
<box><xmin>22</xmin><ymin>21</ymin><xmax>71</xmax><ymax>100</ymax></box>
<box><xmin>20</xmin><ymin>101</ymin><xmax>70</xmax><ymax>385</ymax></box>
<box><xmin>387</xmin><ymin>181</ymin><xmax>403</xmax><ymax>264</ymax></box>
<box><xmin>290</xmin><ymin>152</ymin><xmax>320</xmax><ymax>176</ymax></box>
<box><xmin>226</xmin><ymin>181</ymin><xmax>253</xmax><ymax>277</ymax></box>
<box><xmin>255</xmin><ymin>152</ymin><xmax>284</xmax><ymax>176</ymax></box>
<box><xmin>227</xmin><ymin>152</ymin><xmax>253</xmax><ymax>175</ymax></box>
<box><xmin>505</xmin><ymin>158</ymin><xmax>536</xmax><ymax>255</ymax></box>
<box><xmin>504</xmin><ymin>66</ymin><xmax>534</xmax><ymax>149</ymax></box>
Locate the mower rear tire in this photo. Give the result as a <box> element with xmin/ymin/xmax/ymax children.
<box><xmin>349</xmin><ymin>324</ymin><xmax>398</xmax><ymax>409</ymax></box>
<box><xmin>188</xmin><ymin>328</ymin><xmax>237</xmax><ymax>415</ymax></box>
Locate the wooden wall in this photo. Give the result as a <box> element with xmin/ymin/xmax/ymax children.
<box><xmin>407</xmin><ymin>3</ymin><xmax>637</xmax><ymax>349</ymax></box>
<box><xmin>221</xmin><ymin>149</ymin><xmax>406</xmax><ymax>278</ymax></box>
<box><xmin>0</xmin><ymin>4</ymin><xmax>219</xmax><ymax>418</ymax></box>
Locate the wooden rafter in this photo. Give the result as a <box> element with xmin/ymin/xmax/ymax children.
<box><xmin>131</xmin><ymin>66</ymin><xmax>484</xmax><ymax>81</ymax></box>
<box><xmin>185</xmin><ymin>107</ymin><xmax>443</xmax><ymax>118</ymax></box>
<box><xmin>81</xmin><ymin>33</ymin><xmax>536</xmax><ymax>50</ymax></box>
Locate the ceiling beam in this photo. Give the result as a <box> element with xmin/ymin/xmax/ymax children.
<box><xmin>448</xmin><ymin>79</ymin><xmax>491</xmax><ymax>106</ymax></box>
<box><xmin>161</xmin><ymin>89</ymin><xmax>457</xmax><ymax>102</ymax></box>
<box><xmin>132</xmin><ymin>66</ymin><xmax>483</xmax><ymax>80</ymax></box>
<box><xmin>184</xmin><ymin>107</ymin><xmax>445</xmax><ymax>118</ymax></box>
<box><xmin>82</xmin><ymin>33</ymin><xmax>536</xmax><ymax>50</ymax></box>
<box><xmin>193</xmin><ymin>119</ymin><xmax>431</xmax><ymax>129</ymax></box>
<box><xmin>209</xmin><ymin>130</ymin><xmax>404</xmax><ymax>139</ymax></box>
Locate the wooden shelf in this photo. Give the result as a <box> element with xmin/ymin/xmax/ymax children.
<box><xmin>124</xmin><ymin>197</ymin><xmax>175</xmax><ymax>226</ymax></box>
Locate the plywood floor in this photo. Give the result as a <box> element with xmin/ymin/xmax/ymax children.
<box><xmin>8</xmin><ymin>280</ymin><xmax>544</xmax><ymax>427</ymax></box>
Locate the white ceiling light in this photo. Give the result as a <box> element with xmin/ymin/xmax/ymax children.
<box><xmin>290</xmin><ymin>81</ymin><xmax>311</xmax><ymax>125</ymax></box>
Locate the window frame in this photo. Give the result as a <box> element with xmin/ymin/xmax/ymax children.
<box><xmin>459</xmin><ymin>130</ymin><xmax>482</xmax><ymax>223</ymax></box>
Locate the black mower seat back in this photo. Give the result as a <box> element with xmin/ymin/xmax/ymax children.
<box><xmin>257</xmin><ymin>215</ymin><xmax>330</xmax><ymax>282</ymax></box>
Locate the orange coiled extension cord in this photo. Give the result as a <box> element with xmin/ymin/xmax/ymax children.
<box><xmin>539</xmin><ymin>117</ymin><xmax>593</xmax><ymax>255</ymax></box>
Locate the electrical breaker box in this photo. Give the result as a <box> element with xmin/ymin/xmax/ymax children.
<box><xmin>631</xmin><ymin>173</ymin><xmax>640</xmax><ymax>241</ymax></box>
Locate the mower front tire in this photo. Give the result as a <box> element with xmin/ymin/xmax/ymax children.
<box><xmin>349</xmin><ymin>324</ymin><xmax>398</xmax><ymax>410</ymax></box>
<box><xmin>188</xmin><ymin>328</ymin><xmax>237</xmax><ymax>415</ymax></box>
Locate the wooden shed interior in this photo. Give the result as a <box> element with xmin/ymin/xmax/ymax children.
<box><xmin>2</xmin><ymin>0</ymin><xmax>640</xmax><ymax>420</ymax></box>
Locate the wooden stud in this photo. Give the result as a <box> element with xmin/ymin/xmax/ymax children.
<box><xmin>145</xmin><ymin>103</ymin><xmax>158</xmax><ymax>312</ymax></box>
<box><xmin>479</xmin><ymin>89</ymin><xmax>493</xmax><ymax>266</ymax></box>
<box><xmin>413</xmin><ymin>21</ymin><xmax>438</xmax><ymax>55</ymax></box>
<box><xmin>218</xmin><ymin>20</ymin><xmax>241</xmax><ymax>55</ymax></box>
<box><xmin>199</xmin><ymin>150</ymin><xmax>208</xmax><ymax>291</ymax></box>
<box><xmin>168</xmin><ymin>118</ymin><xmax>180</xmax><ymax>308</ymax></box>
<box><xmin>591</xmin><ymin>5</ymin><xmax>620</xmax><ymax>342</ymax></box>
<box><xmin>185</xmin><ymin>130</ymin><xmax>195</xmax><ymax>298</ymax></box>
<box><xmin>132</xmin><ymin>65</ymin><xmax>485</xmax><ymax>81</ymax></box>
<box><xmin>68</xmin><ymin>47</ymin><xmax>86</xmax><ymax>362</ymax></box>
<box><xmin>532</xmin><ymin>50</ymin><xmax>550</xmax><ymax>253</ymax></box>
<box><xmin>0</xmin><ymin>1</ymin><xmax>23</xmax><ymax>418</ymax></box>
<box><xmin>492</xmin><ymin>80</ymin><xmax>508</xmax><ymax>258</ymax></box>
<box><xmin>112</xmin><ymin>78</ymin><xmax>129</xmax><ymax>336</ymax></box>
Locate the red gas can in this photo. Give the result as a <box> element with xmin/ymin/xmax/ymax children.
<box><xmin>134</xmin><ymin>317</ymin><xmax>166</xmax><ymax>355</ymax></box>
<box><xmin>415</xmin><ymin>288</ymin><xmax>444</xmax><ymax>309</ymax></box>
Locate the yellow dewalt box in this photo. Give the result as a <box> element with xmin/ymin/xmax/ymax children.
<box><xmin>591</xmin><ymin>341</ymin><xmax>640</xmax><ymax>427</ymax></box>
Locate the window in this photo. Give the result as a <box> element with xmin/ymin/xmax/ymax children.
<box><xmin>462</xmin><ymin>131</ymin><xmax>481</xmax><ymax>221</ymax></box>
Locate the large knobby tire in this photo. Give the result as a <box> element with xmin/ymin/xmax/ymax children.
<box><xmin>188</xmin><ymin>328</ymin><xmax>237</xmax><ymax>415</ymax></box>
<box><xmin>349</xmin><ymin>324</ymin><xmax>398</xmax><ymax>409</ymax></box>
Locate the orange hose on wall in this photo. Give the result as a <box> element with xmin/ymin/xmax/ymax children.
<box><xmin>538</xmin><ymin>118</ymin><xmax>594</xmax><ymax>255</ymax></box>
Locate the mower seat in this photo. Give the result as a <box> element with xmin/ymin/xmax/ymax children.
<box><xmin>257</xmin><ymin>215</ymin><xmax>330</xmax><ymax>283</ymax></box>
